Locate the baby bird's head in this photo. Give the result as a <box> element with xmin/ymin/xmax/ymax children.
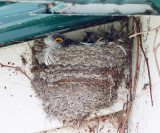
<box><xmin>44</xmin><ymin>33</ymin><xmax>77</xmax><ymax>48</ymax></box>
<box><xmin>83</xmin><ymin>31</ymin><xmax>110</xmax><ymax>45</ymax></box>
<box><xmin>43</xmin><ymin>34</ymin><xmax>77</xmax><ymax>66</ymax></box>
<box><xmin>96</xmin><ymin>37</ymin><xmax>110</xmax><ymax>45</ymax></box>
<box><xmin>44</xmin><ymin>34</ymin><xmax>64</xmax><ymax>48</ymax></box>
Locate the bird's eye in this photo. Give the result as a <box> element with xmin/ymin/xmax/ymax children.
<box><xmin>98</xmin><ymin>37</ymin><xmax>104</xmax><ymax>42</ymax></box>
<box><xmin>55</xmin><ymin>38</ymin><xmax>63</xmax><ymax>43</ymax></box>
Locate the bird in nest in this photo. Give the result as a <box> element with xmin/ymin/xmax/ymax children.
<box><xmin>43</xmin><ymin>32</ymin><xmax>126</xmax><ymax>66</ymax></box>
<box><xmin>32</xmin><ymin>31</ymin><xmax>129</xmax><ymax>126</ymax></box>
<box><xmin>81</xmin><ymin>31</ymin><xmax>124</xmax><ymax>45</ymax></box>
<box><xmin>43</xmin><ymin>34</ymin><xmax>78</xmax><ymax>66</ymax></box>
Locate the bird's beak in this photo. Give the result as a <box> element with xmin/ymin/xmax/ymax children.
<box><xmin>55</xmin><ymin>38</ymin><xmax>63</xmax><ymax>43</ymax></box>
<box><xmin>118</xmin><ymin>39</ymin><xmax>124</xmax><ymax>42</ymax></box>
<box><xmin>98</xmin><ymin>37</ymin><xmax>104</xmax><ymax>43</ymax></box>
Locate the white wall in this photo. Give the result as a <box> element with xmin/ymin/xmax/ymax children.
<box><xmin>0</xmin><ymin>21</ymin><xmax>129</xmax><ymax>133</ymax></box>
<box><xmin>1</xmin><ymin>16</ymin><xmax>159</xmax><ymax>133</ymax></box>
<box><xmin>0</xmin><ymin>43</ymin><xmax>62</xmax><ymax>133</ymax></box>
<box><xmin>128</xmin><ymin>16</ymin><xmax>160</xmax><ymax>133</ymax></box>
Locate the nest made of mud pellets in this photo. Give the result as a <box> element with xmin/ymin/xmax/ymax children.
<box><xmin>31</xmin><ymin>22</ymin><xmax>131</xmax><ymax>126</ymax></box>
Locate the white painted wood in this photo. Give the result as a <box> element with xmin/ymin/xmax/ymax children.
<box><xmin>128</xmin><ymin>16</ymin><xmax>160</xmax><ymax>133</ymax></box>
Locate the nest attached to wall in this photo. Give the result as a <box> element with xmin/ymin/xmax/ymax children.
<box><xmin>31</xmin><ymin>43</ymin><xmax>129</xmax><ymax>126</ymax></box>
<box><xmin>31</xmin><ymin>20</ymin><xmax>130</xmax><ymax>126</ymax></box>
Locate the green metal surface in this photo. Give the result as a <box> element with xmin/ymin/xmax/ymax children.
<box><xmin>0</xmin><ymin>14</ymin><xmax>114</xmax><ymax>44</ymax></box>
<box><xmin>0</xmin><ymin>3</ymin><xmax>121</xmax><ymax>45</ymax></box>
<box><xmin>0</xmin><ymin>2</ymin><xmax>126</xmax><ymax>45</ymax></box>
<box><xmin>0</xmin><ymin>3</ymin><xmax>45</xmax><ymax>17</ymax></box>
<box><xmin>0</xmin><ymin>0</ymin><xmax>160</xmax><ymax>45</ymax></box>
<box><xmin>152</xmin><ymin>0</ymin><xmax>160</xmax><ymax>12</ymax></box>
<box><xmin>1</xmin><ymin>0</ymin><xmax>160</xmax><ymax>11</ymax></box>
<box><xmin>0</xmin><ymin>0</ymin><xmax>153</xmax><ymax>4</ymax></box>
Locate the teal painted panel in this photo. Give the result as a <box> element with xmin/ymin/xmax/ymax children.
<box><xmin>152</xmin><ymin>0</ymin><xmax>160</xmax><ymax>12</ymax></box>
<box><xmin>46</xmin><ymin>0</ymin><xmax>149</xmax><ymax>4</ymax></box>
<box><xmin>0</xmin><ymin>0</ymin><xmax>159</xmax><ymax>13</ymax></box>
<box><xmin>0</xmin><ymin>2</ymin><xmax>127</xmax><ymax>45</ymax></box>
<box><xmin>0</xmin><ymin>13</ymin><xmax>115</xmax><ymax>44</ymax></box>
<box><xmin>0</xmin><ymin>2</ymin><xmax>13</xmax><ymax>7</ymax></box>
<box><xmin>0</xmin><ymin>0</ymin><xmax>159</xmax><ymax>10</ymax></box>
<box><xmin>0</xmin><ymin>0</ymin><xmax>159</xmax><ymax>46</ymax></box>
<box><xmin>0</xmin><ymin>2</ymin><xmax>46</xmax><ymax>17</ymax></box>
<box><xmin>0</xmin><ymin>0</ymin><xmax>151</xmax><ymax>4</ymax></box>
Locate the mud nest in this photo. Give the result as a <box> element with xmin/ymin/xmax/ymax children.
<box><xmin>30</xmin><ymin>38</ymin><xmax>130</xmax><ymax>126</ymax></box>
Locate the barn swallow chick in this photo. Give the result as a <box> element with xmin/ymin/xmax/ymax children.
<box><xmin>81</xmin><ymin>31</ymin><xmax>110</xmax><ymax>45</ymax></box>
<box><xmin>44</xmin><ymin>34</ymin><xmax>62</xmax><ymax>48</ymax></box>
<box><xmin>96</xmin><ymin>37</ymin><xmax>110</xmax><ymax>45</ymax></box>
<box><xmin>43</xmin><ymin>34</ymin><xmax>77</xmax><ymax>65</ymax></box>
<box><xmin>43</xmin><ymin>34</ymin><xmax>63</xmax><ymax>66</ymax></box>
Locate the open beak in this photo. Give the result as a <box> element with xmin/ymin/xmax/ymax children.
<box><xmin>118</xmin><ymin>39</ymin><xmax>124</xmax><ymax>42</ymax></box>
<box><xmin>55</xmin><ymin>38</ymin><xmax>63</xmax><ymax>43</ymax></box>
<box><xmin>98</xmin><ymin>37</ymin><xmax>105</xmax><ymax>43</ymax></box>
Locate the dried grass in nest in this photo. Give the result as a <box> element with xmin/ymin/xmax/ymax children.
<box><xmin>31</xmin><ymin>40</ymin><xmax>130</xmax><ymax>126</ymax></box>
